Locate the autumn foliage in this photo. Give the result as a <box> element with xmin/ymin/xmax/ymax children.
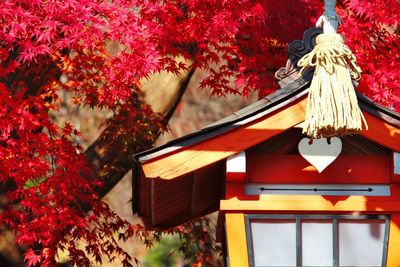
<box><xmin>0</xmin><ymin>0</ymin><xmax>399</xmax><ymax>266</ymax></box>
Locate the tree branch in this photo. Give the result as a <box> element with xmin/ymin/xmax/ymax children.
<box><xmin>84</xmin><ymin>67</ymin><xmax>195</xmax><ymax>198</ymax></box>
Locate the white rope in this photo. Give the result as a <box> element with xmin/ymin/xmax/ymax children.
<box><xmin>298</xmin><ymin>0</ymin><xmax>368</xmax><ymax>138</ymax></box>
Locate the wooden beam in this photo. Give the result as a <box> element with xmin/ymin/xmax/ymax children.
<box><xmin>142</xmin><ymin>96</ymin><xmax>308</xmax><ymax>180</ymax></box>
<box><xmin>247</xmin><ymin>155</ymin><xmax>390</xmax><ymax>184</ymax></box>
<box><xmin>225</xmin><ymin>213</ymin><xmax>249</xmax><ymax>267</ymax></box>
<box><xmin>220</xmin><ymin>195</ymin><xmax>400</xmax><ymax>212</ymax></box>
<box><xmin>386</xmin><ymin>214</ymin><xmax>400</xmax><ymax>266</ymax></box>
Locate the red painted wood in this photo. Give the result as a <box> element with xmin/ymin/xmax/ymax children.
<box><xmin>226</xmin><ymin>182</ymin><xmax>245</xmax><ymax>199</ymax></box>
<box><xmin>226</xmin><ymin>172</ymin><xmax>246</xmax><ymax>182</ymax></box>
<box><xmin>391</xmin><ymin>184</ymin><xmax>400</xmax><ymax>196</ymax></box>
<box><xmin>246</xmin><ymin>154</ymin><xmax>390</xmax><ymax>184</ymax></box>
<box><xmin>361</xmin><ymin>112</ymin><xmax>400</xmax><ymax>152</ymax></box>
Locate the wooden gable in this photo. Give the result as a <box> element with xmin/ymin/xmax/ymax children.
<box><xmin>133</xmin><ymin>28</ymin><xmax>400</xmax><ymax>229</ymax></box>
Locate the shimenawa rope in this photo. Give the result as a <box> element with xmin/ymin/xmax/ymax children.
<box><xmin>298</xmin><ymin>0</ymin><xmax>368</xmax><ymax>138</ymax></box>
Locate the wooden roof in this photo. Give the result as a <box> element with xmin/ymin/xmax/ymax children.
<box><xmin>133</xmin><ymin>27</ymin><xmax>400</xmax><ymax>229</ymax></box>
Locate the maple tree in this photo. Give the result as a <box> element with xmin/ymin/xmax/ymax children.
<box><xmin>0</xmin><ymin>0</ymin><xmax>399</xmax><ymax>266</ymax></box>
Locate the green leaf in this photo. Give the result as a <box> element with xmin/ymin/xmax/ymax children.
<box><xmin>24</xmin><ymin>176</ymin><xmax>47</xmax><ymax>189</ymax></box>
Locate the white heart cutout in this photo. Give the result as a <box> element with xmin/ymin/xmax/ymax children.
<box><xmin>298</xmin><ymin>137</ymin><xmax>342</xmax><ymax>173</ymax></box>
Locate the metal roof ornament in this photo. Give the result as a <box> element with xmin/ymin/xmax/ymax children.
<box><xmin>298</xmin><ymin>137</ymin><xmax>342</xmax><ymax>173</ymax></box>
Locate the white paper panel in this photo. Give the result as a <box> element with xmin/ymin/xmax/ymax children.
<box><xmin>394</xmin><ymin>152</ymin><xmax>400</xmax><ymax>174</ymax></box>
<box><xmin>226</xmin><ymin>151</ymin><xmax>246</xmax><ymax>173</ymax></box>
<box><xmin>339</xmin><ymin>219</ymin><xmax>385</xmax><ymax>266</ymax></box>
<box><xmin>251</xmin><ymin>220</ymin><xmax>296</xmax><ymax>267</ymax></box>
<box><xmin>302</xmin><ymin>220</ymin><xmax>333</xmax><ymax>266</ymax></box>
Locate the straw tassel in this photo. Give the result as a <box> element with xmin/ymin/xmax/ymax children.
<box><xmin>298</xmin><ymin>0</ymin><xmax>367</xmax><ymax>139</ymax></box>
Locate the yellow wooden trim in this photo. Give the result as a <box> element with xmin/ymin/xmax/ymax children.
<box><xmin>387</xmin><ymin>214</ymin><xmax>400</xmax><ymax>266</ymax></box>
<box><xmin>225</xmin><ymin>213</ymin><xmax>249</xmax><ymax>267</ymax></box>
<box><xmin>142</xmin><ymin>97</ymin><xmax>308</xmax><ymax>180</ymax></box>
<box><xmin>221</xmin><ymin>195</ymin><xmax>400</xmax><ymax>212</ymax></box>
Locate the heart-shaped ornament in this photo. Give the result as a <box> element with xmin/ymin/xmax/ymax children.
<box><xmin>298</xmin><ymin>137</ymin><xmax>342</xmax><ymax>173</ymax></box>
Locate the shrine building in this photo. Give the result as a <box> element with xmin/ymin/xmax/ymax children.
<box><xmin>133</xmin><ymin>28</ymin><xmax>400</xmax><ymax>267</ymax></box>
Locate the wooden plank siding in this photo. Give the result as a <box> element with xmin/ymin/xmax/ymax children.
<box><xmin>139</xmin><ymin>161</ymin><xmax>225</xmax><ymax>228</ymax></box>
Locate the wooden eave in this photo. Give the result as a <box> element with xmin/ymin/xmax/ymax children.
<box><xmin>135</xmin><ymin>84</ymin><xmax>400</xmax><ymax>181</ymax></box>
<box><xmin>133</xmin><ymin>76</ymin><xmax>400</xmax><ymax>228</ymax></box>
<box><xmin>133</xmin><ymin>27</ymin><xmax>400</xmax><ymax>229</ymax></box>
